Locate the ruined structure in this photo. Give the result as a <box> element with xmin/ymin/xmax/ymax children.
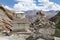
<box><xmin>26</xmin><ymin>11</ymin><xmax>55</xmax><ymax>40</ymax></box>
<box><xmin>0</xmin><ymin>5</ymin><xmax>29</xmax><ymax>34</ymax></box>
<box><xmin>11</xmin><ymin>12</ymin><xmax>29</xmax><ymax>32</ymax></box>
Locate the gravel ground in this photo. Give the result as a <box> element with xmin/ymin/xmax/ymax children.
<box><xmin>0</xmin><ymin>33</ymin><xmax>60</xmax><ymax>40</ymax></box>
<box><xmin>0</xmin><ymin>34</ymin><xmax>30</xmax><ymax>40</ymax></box>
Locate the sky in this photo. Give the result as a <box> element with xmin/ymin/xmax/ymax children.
<box><xmin>0</xmin><ymin>0</ymin><xmax>60</xmax><ymax>12</ymax></box>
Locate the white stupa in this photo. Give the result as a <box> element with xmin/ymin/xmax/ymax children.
<box><xmin>15</xmin><ymin>11</ymin><xmax>25</xmax><ymax>19</ymax></box>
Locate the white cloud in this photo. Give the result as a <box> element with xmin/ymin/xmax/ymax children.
<box><xmin>14</xmin><ymin>0</ymin><xmax>36</xmax><ymax>12</ymax></box>
<box><xmin>3</xmin><ymin>0</ymin><xmax>60</xmax><ymax>11</ymax></box>
<box><xmin>15</xmin><ymin>0</ymin><xmax>60</xmax><ymax>11</ymax></box>
<box><xmin>39</xmin><ymin>0</ymin><xmax>60</xmax><ymax>11</ymax></box>
<box><xmin>4</xmin><ymin>6</ymin><xmax>13</xmax><ymax>10</ymax></box>
<box><xmin>2</xmin><ymin>5</ymin><xmax>13</xmax><ymax>10</ymax></box>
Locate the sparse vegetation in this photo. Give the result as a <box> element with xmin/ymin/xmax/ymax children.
<box><xmin>55</xmin><ymin>28</ymin><xmax>60</xmax><ymax>37</ymax></box>
<box><xmin>55</xmin><ymin>18</ymin><xmax>60</xmax><ymax>37</ymax></box>
<box><xmin>56</xmin><ymin>19</ymin><xmax>60</xmax><ymax>29</ymax></box>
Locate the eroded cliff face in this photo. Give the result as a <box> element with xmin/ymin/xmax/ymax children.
<box><xmin>26</xmin><ymin>11</ymin><xmax>55</xmax><ymax>40</ymax></box>
<box><xmin>0</xmin><ymin>6</ymin><xmax>15</xmax><ymax>20</ymax></box>
<box><xmin>0</xmin><ymin>6</ymin><xmax>15</xmax><ymax>35</ymax></box>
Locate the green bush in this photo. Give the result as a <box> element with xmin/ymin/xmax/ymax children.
<box><xmin>55</xmin><ymin>18</ymin><xmax>60</xmax><ymax>29</ymax></box>
<box><xmin>55</xmin><ymin>28</ymin><xmax>60</xmax><ymax>37</ymax></box>
<box><xmin>55</xmin><ymin>18</ymin><xmax>60</xmax><ymax>37</ymax></box>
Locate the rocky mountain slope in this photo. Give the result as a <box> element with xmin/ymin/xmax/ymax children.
<box><xmin>25</xmin><ymin>10</ymin><xmax>58</xmax><ymax>22</ymax></box>
<box><xmin>49</xmin><ymin>11</ymin><xmax>60</xmax><ymax>22</ymax></box>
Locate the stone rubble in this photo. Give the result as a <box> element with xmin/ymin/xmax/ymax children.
<box><xmin>26</xmin><ymin>11</ymin><xmax>55</xmax><ymax>40</ymax></box>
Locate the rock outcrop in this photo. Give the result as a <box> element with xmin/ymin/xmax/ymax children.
<box><xmin>49</xmin><ymin>11</ymin><xmax>60</xmax><ymax>22</ymax></box>
<box><xmin>0</xmin><ymin>5</ymin><xmax>15</xmax><ymax>36</ymax></box>
<box><xmin>26</xmin><ymin>11</ymin><xmax>55</xmax><ymax>40</ymax></box>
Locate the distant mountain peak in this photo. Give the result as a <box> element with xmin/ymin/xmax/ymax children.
<box><xmin>24</xmin><ymin>10</ymin><xmax>58</xmax><ymax>18</ymax></box>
